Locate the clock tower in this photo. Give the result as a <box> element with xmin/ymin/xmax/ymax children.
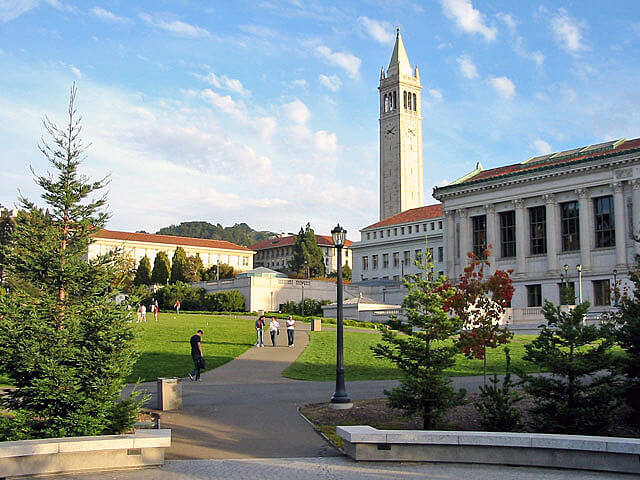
<box><xmin>379</xmin><ymin>29</ymin><xmax>424</xmax><ymax>220</ymax></box>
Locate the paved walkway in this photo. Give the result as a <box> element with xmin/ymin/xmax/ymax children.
<box><xmin>44</xmin><ymin>457</ymin><xmax>637</xmax><ymax>479</ymax></box>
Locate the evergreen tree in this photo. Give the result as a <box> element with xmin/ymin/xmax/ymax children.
<box><xmin>0</xmin><ymin>205</ymin><xmax>15</xmax><ymax>287</ymax></box>
<box><xmin>183</xmin><ymin>254</ymin><xmax>204</xmax><ymax>283</ymax></box>
<box><xmin>133</xmin><ymin>256</ymin><xmax>152</xmax><ymax>286</ymax></box>
<box><xmin>170</xmin><ymin>246</ymin><xmax>187</xmax><ymax>283</ymax></box>
<box><xmin>341</xmin><ymin>263</ymin><xmax>352</xmax><ymax>281</ymax></box>
<box><xmin>151</xmin><ymin>251</ymin><xmax>171</xmax><ymax>285</ymax></box>
<box><xmin>0</xmin><ymin>85</ymin><xmax>141</xmax><ymax>440</ymax></box>
<box><xmin>371</xmin><ymin>264</ymin><xmax>464</xmax><ymax>429</ymax></box>
<box><xmin>289</xmin><ymin>223</ymin><xmax>325</xmax><ymax>277</ymax></box>
<box><xmin>111</xmin><ymin>250</ymin><xmax>137</xmax><ymax>293</ymax></box>
<box><xmin>519</xmin><ymin>301</ymin><xmax>618</xmax><ymax>434</ymax></box>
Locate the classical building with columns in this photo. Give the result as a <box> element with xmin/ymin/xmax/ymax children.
<box><xmin>433</xmin><ymin>138</ymin><xmax>640</xmax><ymax>312</ymax></box>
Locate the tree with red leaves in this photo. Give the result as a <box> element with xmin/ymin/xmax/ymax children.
<box><xmin>445</xmin><ymin>248</ymin><xmax>514</xmax><ymax>385</ymax></box>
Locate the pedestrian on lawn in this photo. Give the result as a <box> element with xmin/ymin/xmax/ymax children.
<box><xmin>174</xmin><ymin>299</ymin><xmax>181</xmax><ymax>314</ymax></box>
<box><xmin>286</xmin><ymin>315</ymin><xmax>295</xmax><ymax>347</ymax></box>
<box><xmin>255</xmin><ymin>315</ymin><xmax>265</xmax><ymax>347</ymax></box>
<box><xmin>136</xmin><ymin>304</ymin><xmax>142</xmax><ymax>323</ymax></box>
<box><xmin>153</xmin><ymin>303</ymin><xmax>159</xmax><ymax>322</ymax></box>
<box><xmin>188</xmin><ymin>329</ymin><xmax>204</xmax><ymax>381</ymax></box>
<box><xmin>269</xmin><ymin>316</ymin><xmax>280</xmax><ymax>347</ymax></box>
<box><xmin>140</xmin><ymin>303</ymin><xmax>147</xmax><ymax>322</ymax></box>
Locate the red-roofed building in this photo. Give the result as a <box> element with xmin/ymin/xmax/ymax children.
<box><xmin>89</xmin><ymin>229</ymin><xmax>255</xmax><ymax>273</ymax></box>
<box><xmin>250</xmin><ymin>234</ymin><xmax>353</xmax><ymax>274</ymax></box>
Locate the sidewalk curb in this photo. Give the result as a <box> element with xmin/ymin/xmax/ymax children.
<box><xmin>297</xmin><ymin>405</ymin><xmax>345</xmax><ymax>456</ymax></box>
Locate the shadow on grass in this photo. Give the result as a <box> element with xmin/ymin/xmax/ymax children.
<box><xmin>169</xmin><ymin>340</ymin><xmax>252</xmax><ymax>346</ymax></box>
<box><xmin>128</xmin><ymin>352</ymin><xmax>241</xmax><ymax>383</ymax></box>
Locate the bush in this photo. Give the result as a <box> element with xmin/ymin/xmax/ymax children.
<box><xmin>281</xmin><ymin>298</ymin><xmax>331</xmax><ymax>316</ymax></box>
<box><xmin>204</xmin><ymin>290</ymin><xmax>245</xmax><ymax>312</ymax></box>
<box><xmin>156</xmin><ymin>282</ymin><xmax>206</xmax><ymax>310</ymax></box>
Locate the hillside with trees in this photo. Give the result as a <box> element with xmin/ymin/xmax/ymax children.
<box><xmin>156</xmin><ymin>221</ymin><xmax>276</xmax><ymax>247</ymax></box>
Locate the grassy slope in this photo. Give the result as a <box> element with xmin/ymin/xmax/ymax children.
<box><xmin>282</xmin><ymin>331</ymin><xmax>541</xmax><ymax>381</ymax></box>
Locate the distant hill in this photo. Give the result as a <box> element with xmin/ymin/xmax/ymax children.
<box><xmin>155</xmin><ymin>221</ymin><xmax>277</xmax><ymax>247</ymax></box>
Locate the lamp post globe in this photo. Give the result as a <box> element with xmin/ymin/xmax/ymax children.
<box><xmin>330</xmin><ymin>224</ymin><xmax>352</xmax><ymax>409</ymax></box>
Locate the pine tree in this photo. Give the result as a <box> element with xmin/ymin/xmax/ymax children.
<box><xmin>0</xmin><ymin>205</ymin><xmax>15</xmax><ymax>287</ymax></box>
<box><xmin>519</xmin><ymin>301</ymin><xmax>618</xmax><ymax>434</ymax></box>
<box><xmin>0</xmin><ymin>85</ymin><xmax>141</xmax><ymax>440</ymax></box>
<box><xmin>133</xmin><ymin>256</ymin><xmax>152</xmax><ymax>286</ymax></box>
<box><xmin>371</xmin><ymin>264</ymin><xmax>464</xmax><ymax>429</ymax></box>
<box><xmin>170</xmin><ymin>246</ymin><xmax>187</xmax><ymax>283</ymax></box>
<box><xmin>151</xmin><ymin>251</ymin><xmax>171</xmax><ymax>285</ymax></box>
<box><xmin>289</xmin><ymin>223</ymin><xmax>325</xmax><ymax>277</ymax></box>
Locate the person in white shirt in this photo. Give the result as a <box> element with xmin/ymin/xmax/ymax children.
<box><xmin>286</xmin><ymin>315</ymin><xmax>295</xmax><ymax>347</ymax></box>
<box><xmin>140</xmin><ymin>304</ymin><xmax>147</xmax><ymax>322</ymax></box>
<box><xmin>269</xmin><ymin>317</ymin><xmax>280</xmax><ymax>347</ymax></box>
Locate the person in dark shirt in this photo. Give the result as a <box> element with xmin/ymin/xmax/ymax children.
<box><xmin>188</xmin><ymin>329</ymin><xmax>204</xmax><ymax>381</ymax></box>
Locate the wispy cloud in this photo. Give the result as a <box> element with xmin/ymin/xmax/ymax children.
<box><xmin>357</xmin><ymin>16</ymin><xmax>394</xmax><ymax>45</ymax></box>
<box><xmin>318</xmin><ymin>74</ymin><xmax>341</xmax><ymax>92</ymax></box>
<box><xmin>428</xmin><ymin>89</ymin><xmax>443</xmax><ymax>101</ymax></box>
<box><xmin>315</xmin><ymin>45</ymin><xmax>361</xmax><ymax>79</ymax></box>
<box><xmin>139</xmin><ymin>12</ymin><xmax>210</xmax><ymax>38</ymax></box>
<box><xmin>439</xmin><ymin>0</ymin><xmax>497</xmax><ymax>41</ymax></box>
<box><xmin>514</xmin><ymin>37</ymin><xmax>544</xmax><ymax>67</ymax></box>
<box><xmin>496</xmin><ymin>12</ymin><xmax>517</xmax><ymax>34</ymax></box>
<box><xmin>287</xmin><ymin>79</ymin><xmax>308</xmax><ymax>89</ymax></box>
<box><xmin>91</xmin><ymin>6</ymin><xmax>130</xmax><ymax>24</ymax></box>
<box><xmin>282</xmin><ymin>98</ymin><xmax>310</xmax><ymax>124</ymax></box>
<box><xmin>456</xmin><ymin>55</ymin><xmax>478</xmax><ymax>79</ymax></box>
<box><xmin>548</xmin><ymin>8</ymin><xmax>589</xmax><ymax>54</ymax></box>
<box><xmin>533</xmin><ymin>138</ymin><xmax>552</xmax><ymax>155</ymax></box>
<box><xmin>70</xmin><ymin>65</ymin><xmax>82</xmax><ymax>79</ymax></box>
<box><xmin>196</xmin><ymin>72</ymin><xmax>250</xmax><ymax>96</ymax></box>
<box><xmin>488</xmin><ymin>76</ymin><xmax>516</xmax><ymax>100</ymax></box>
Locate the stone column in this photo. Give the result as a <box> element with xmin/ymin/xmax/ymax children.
<box><xmin>514</xmin><ymin>199</ymin><xmax>526</xmax><ymax>274</ymax></box>
<box><xmin>633</xmin><ymin>180</ymin><xmax>640</xmax><ymax>256</ymax></box>
<box><xmin>577</xmin><ymin>188</ymin><xmax>592</xmax><ymax>270</ymax></box>
<box><xmin>445</xmin><ymin>210</ymin><xmax>456</xmax><ymax>279</ymax></box>
<box><xmin>614</xmin><ymin>182</ymin><xmax>627</xmax><ymax>267</ymax></box>
<box><xmin>545</xmin><ymin>194</ymin><xmax>558</xmax><ymax>272</ymax></box>
<box><xmin>485</xmin><ymin>203</ymin><xmax>497</xmax><ymax>272</ymax></box>
<box><xmin>459</xmin><ymin>209</ymin><xmax>470</xmax><ymax>269</ymax></box>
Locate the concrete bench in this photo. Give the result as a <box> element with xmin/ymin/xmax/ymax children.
<box><xmin>0</xmin><ymin>429</ymin><xmax>171</xmax><ymax>478</ymax></box>
<box><xmin>337</xmin><ymin>426</ymin><xmax>640</xmax><ymax>475</ymax></box>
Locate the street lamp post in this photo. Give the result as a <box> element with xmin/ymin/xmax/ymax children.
<box><xmin>613</xmin><ymin>268</ymin><xmax>618</xmax><ymax>307</ymax></box>
<box><xmin>576</xmin><ymin>264</ymin><xmax>583</xmax><ymax>303</ymax></box>
<box><xmin>563</xmin><ymin>264</ymin><xmax>569</xmax><ymax>305</ymax></box>
<box><xmin>301</xmin><ymin>284</ymin><xmax>305</xmax><ymax>317</ymax></box>
<box><xmin>401</xmin><ymin>260</ymin><xmax>404</xmax><ymax>279</ymax></box>
<box><xmin>330</xmin><ymin>224</ymin><xmax>352</xmax><ymax>409</ymax></box>
<box><xmin>382</xmin><ymin>286</ymin><xmax>386</xmax><ymax>303</ymax></box>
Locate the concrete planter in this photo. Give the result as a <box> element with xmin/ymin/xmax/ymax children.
<box><xmin>0</xmin><ymin>428</ymin><xmax>171</xmax><ymax>478</ymax></box>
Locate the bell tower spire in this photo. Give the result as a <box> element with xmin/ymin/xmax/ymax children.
<box><xmin>378</xmin><ymin>29</ymin><xmax>424</xmax><ymax>220</ymax></box>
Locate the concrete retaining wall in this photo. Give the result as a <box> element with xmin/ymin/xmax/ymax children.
<box><xmin>337</xmin><ymin>426</ymin><xmax>640</xmax><ymax>474</ymax></box>
<box><xmin>0</xmin><ymin>429</ymin><xmax>171</xmax><ymax>478</ymax></box>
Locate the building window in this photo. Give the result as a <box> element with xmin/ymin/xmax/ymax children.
<box><xmin>561</xmin><ymin>201</ymin><xmax>580</xmax><ymax>251</ymax></box>
<box><xmin>500</xmin><ymin>211</ymin><xmax>516</xmax><ymax>258</ymax></box>
<box><xmin>372</xmin><ymin>255</ymin><xmax>378</xmax><ymax>269</ymax></box>
<box><xmin>373</xmin><ymin>231</ymin><xmax>377</xmax><ymax>239</ymax></box>
<box><xmin>408</xmin><ymin>225</ymin><xmax>412</xmax><ymax>234</ymax></box>
<box><xmin>362</xmin><ymin>256</ymin><xmax>368</xmax><ymax>271</ymax></box>
<box><xmin>393</xmin><ymin>275</ymin><xmax>399</xmax><ymax>281</ymax></box>
<box><xmin>431</xmin><ymin>222</ymin><xmax>435</xmax><ymax>230</ymax></box>
<box><xmin>472</xmin><ymin>215</ymin><xmax>487</xmax><ymax>258</ymax></box>
<box><xmin>380</xmin><ymin>230</ymin><xmax>383</xmax><ymax>238</ymax></box>
<box><xmin>423</xmin><ymin>224</ymin><xmax>427</xmax><ymax>232</ymax></box>
<box><xmin>387</xmin><ymin>229</ymin><xmax>390</xmax><ymax>237</ymax></box>
<box><xmin>529</xmin><ymin>206</ymin><xmax>547</xmax><ymax>255</ymax></box>
<box><xmin>558</xmin><ymin>282</ymin><xmax>575</xmax><ymax>305</ymax></box>
<box><xmin>403</xmin><ymin>90</ymin><xmax>407</xmax><ymax>109</ymax></box>
<box><xmin>527</xmin><ymin>284</ymin><xmax>542</xmax><ymax>307</ymax></box>
<box><xmin>438</xmin><ymin>246</ymin><xmax>444</xmax><ymax>262</ymax></box>
<box><xmin>394</xmin><ymin>228</ymin><xmax>398</xmax><ymax>236</ymax></box>
<box><xmin>413</xmin><ymin>93</ymin><xmax>417</xmax><ymax>111</ymax></box>
<box><xmin>366</xmin><ymin>232</ymin><xmax>370</xmax><ymax>240</ymax></box>
<box><xmin>383</xmin><ymin>253</ymin><xmax>389</xmax><ymax>268</ymax></box>
<box><xmin>401</xmin><ymin>227</ymin><xmax>405</xmax><ymax>234</ymax></box>
<box><xmin>404</xmin><ymin>250</ymin><xmax>410</xmax><ymax>264</ymax></box>
<box><xmin>407</xmin><ymin>91</ymin><xmax>412</xmax><ymax>110</ymax></box>
<box><xmin>416</xmin><ymin>249</ymin><xmax>423</xmax><ymax>261</ymax></box>
<box><xmin>438</xmin><ymin>221</ymin><xmax>442</xmax><ymax>229</ymax></box>
<box><xmin>594</xmin><ymin>196</ymin><xmax>615</xmax><ymax>248</ymax></box>
<box><xmin>393</xmin><ymin>252</ymin><xmax>399</xmax><ymax>267</ymax></box>
<box><xmin>593</xmin><ymin>279</ymin><xmax>611</xmax><ymax>306</ymax></box>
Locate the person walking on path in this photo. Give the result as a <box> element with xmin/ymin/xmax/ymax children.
<box><xmin>188</xmin><ymin>329</ymin><xmax>204</xmax><ymax>381</ymax></box>
<box><xmin>269</xmin><ymin>317</ymin><xmax>280</xmax><ymax>347</ymax></box>
<box><xmin>174</xmin><ymin>299</ymin><xmax>181</xmax><ymax>314</ymax></box>
<box><xmin>255</xmin><ymin>315</ymin><xmax>265</xmax><ymax>347</ymax></box>
<box><xmin>286</xmin><ymin>315</ymin><xmax>295</xmax><ymax>347</ymax></box>
<box><xmin>140</xmin><ymin>303</ymin><xmax>147</xmax><ymax>322</ymax></box>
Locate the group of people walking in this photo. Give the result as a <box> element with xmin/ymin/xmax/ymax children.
<box><xmin>135</xmin><ymin>298</ymin><xmax>160</xmax><ymax>323</ymax></box>
<box><xmin>255</xmin><ymin>315</ymin><xmax>295</xmax><ymax>347</ymax></box>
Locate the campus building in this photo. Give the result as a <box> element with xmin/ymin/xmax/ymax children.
<box><xmin>251</xmin><ymin>234</ymin><xmax>353</xmax><ymax>274</ymax></box>
<box><xmin>89</xmin><ymin>229</ymin><xmax>255</xmax><ymax>273</ymax></box>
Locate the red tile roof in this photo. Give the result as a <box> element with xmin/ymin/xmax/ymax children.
<box><xmin>250</xmin><ymin>234</ymin><xmax>353</xmax><ymax>251</ymax></box>
<box><xmin>364</xmin><ymin>204</ymin><xmax>443</xmax><ymax>229</ymax></box>
<box><xmin>93</xmin><ymin>229</ymin><xmax>253</xmax><ymax>252</ymax></box>
<box><xmin>455</xmin><ymin>137</ymin><xmax>640</xmax><ymax>185</ymax></box>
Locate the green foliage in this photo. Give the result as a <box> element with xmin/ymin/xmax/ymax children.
<box><xmin>183</xmin><ymin>254</ymin><xmax>203</xmax><ymax>283</ymax></box>
<box><xmin>474</xmin><ymin>347</ymin><xmax>523</xmax><ymax>432</ymax></box>
<box><xmin>289</xmin><ymin>223</ymin><xmax>325</xmax><ymax>278</ymax></box>
<box><xmin>133</xmin><ymin>256</ymin><xmax>152</xmax><ymax>286</ymax></box>
<box><xmin>371</xmin><ymin>261</ymin><xmax>464</xmax><ymax>429</ymax></box>
<box><xmin>151</xmin><ymin>251</ymin><xmax>171</xmax><ymax>285</ymax></box>
<box><xmin>111</xmin><ymin>250</ymin><xmax>137</xmax><ymax>293</ymax></box>
<box><xmin>156</xmin><ymin>281</ymin><xmax>205</xmax><ymax>310</ymax></box>
<box><xmin>0</xmin><ymin>85</ymin><xmax>142</xmax><ymax>440</ymax></box>
<box><xmin>341</xmin><ymin>263</ymin><xmax>352</xmax><ymax>281</ymax></box>
<box><xmin>519</xmin><ymin>301</ymin><xmax>619</xmax><ymax>435</ymax></box>
<box><xmin>201</xmin><ymin>263</ymin><xmax>234</xmax><ymax>281</ymax></box>
<box><xmin>156</xmin><ymin>221</ymin><xmax>276</xmax><ymax>247</ymax></box>
<box><xmin>0</xmin><ymin>205</ymin><xmax>15</xmax><ymax>287</ymax></box>
<box><xmin>204</xmin><ymin>290</ymin><xmax>245</xmax><ymax>312</ymax></box>
<box><xmin>281</xmin><ymin>298</ymin><xmax>330</xmax><ymax>316</ymax></box>
<box><xmin>170</xmin><ymin>247</ymin><xmax>187</xmax><ymax>284</ymax></box>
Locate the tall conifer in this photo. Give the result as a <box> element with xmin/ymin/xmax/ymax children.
<box><xmin>151</xmin><ymin>251</ymin><xmax>171</xmax><ymax>284</ymax></box>
<box><xmin>170</xmin><ymin>246</ymin><xmax>187</xmax><ymax>283</ymax></box>
<box><xmin>133</xmin><ymin>256</ymin><xmax>152</xmax><ymax>286</ymax></box>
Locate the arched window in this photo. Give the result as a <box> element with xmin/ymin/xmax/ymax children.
<box><xmin>413</xmin><ymin>93</ymin><xmax>417</xmax><ymax>111</ymax></box>
<box><xmin>403</xmin><ymin>91</ymin><xmax>407</xmax><ymax>109</ymax></box>
<box><xmin>407</xmin><ymin>91</ymin><xmax>412</xmax><ymax>110</ymax></box>
<box><xmin>393</xmin><ymin>91</ymin><xmax>397</xmax><ymax>110</ymax></box>
<box><xmin>384</xmin><ymin>93</ymin><xmax>388</xmax><ymax>112</ymax></box>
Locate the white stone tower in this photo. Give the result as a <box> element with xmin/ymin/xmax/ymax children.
<box><xmin>379</xmin><ymin>29</ymin><xmax>424</xmax><ymax>220</ymax></box>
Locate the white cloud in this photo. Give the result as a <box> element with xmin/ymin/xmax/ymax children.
<box><xmin>357</xmin><ymin>16</ymin><xmax>394</xmax><ymax>45</ymax></box>
<box><xmin>549</xmin><ymin>8</ymin><xmax>588</xmax><ymax>54</ymax></box>
<box><xmin>456</xmin><ymin>55</ymin><xmax>478</xmax><ymax>79</ymax></box>
<box><xmin>70</xmin><ymin>65</ymin><xmax>82</xmax><ymax>79</ymax></box>
<box><xmin>313</xmin><ymin>130</ymin><xmax>337</xmax><ymax>153</ymax></box>
<box><xmin>139</xmin><ymin>12</ymin><xmax>210</xmax><ymax>38</ymax></box>
<box><xmin>315</xmin><ymin>45</ymin><xmax>361</xmax><ymax>79</ymax></box>
<box><xmin>91</xmin><ymin>7</ymin><xmax>130</xmax><ymax>24</ymax></box>
<box><xmin>514</xmin><ymin>37</ymin><xmax>544</xmax><ymax>67</ymax></box>
<box><xmin>488</xmin><ymin>76</ymin><xmax>516</xmax><ymax>100</ymax></box>
<box><xmin>282</xmin><ymin>98</ymin><xmax>310</xmax><ymax>124</ymax></box>
<box><xmin>287</xmin><ymin>79</ymin><xmax>308</xmax><ymax>89</ymax></box>
<box><xmin>318</xmin><ymin>74</ymin><xmax>342</xmax><ymax>92</ymax></box>
<box><xmin>439</xmin><ymin>0</ymin><xmax>497</xmax><ymax>41</ymax></box>
<box><xmin>0</xmin><ymin>0</ymin><xmax>38</xmax><ymax>22</ymax></box>
<box><xmin>428</xmin><ymin>89</ymin><xmax>443</xmax><ymax>100</ymax></box>
<box><xmin>197</xmin><ymin>72</ymin><xmax>250</xmax><ymax>96</ymax></box>
<box><xmin>533</xmin><ymin>139</ymin><xmax>553</xmax><ymax>155</ymax></box>
<box><xmin>496</xmin><ymin>12</ymin><xmax>517</xmax><ymax>34</ymax></box>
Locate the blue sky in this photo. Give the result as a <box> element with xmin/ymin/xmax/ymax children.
<box><xmin>1</xmin><ymin>1</ymin><xmax>639</xmax><ymax>239</ymax></box>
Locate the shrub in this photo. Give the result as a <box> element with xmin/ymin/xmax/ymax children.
<box><xmin>204</xmin><ymin>290</ymin><xmax>245</xmax><ymax>312</ymax></box>
<box><xmin>156</xmin><ymin>282</ymin><xmax>205</xmax><ymax>310</ymax></box>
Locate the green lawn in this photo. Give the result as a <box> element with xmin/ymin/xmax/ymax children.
<box><xmin>282</xmin><ymin>331</ymin><xmax>541</xmax><ymax>381</ymax></box>
<box><xmin>128</xmin><ymin>312</ymin><xmax>255</xmax><ymax>383</ymax></box>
